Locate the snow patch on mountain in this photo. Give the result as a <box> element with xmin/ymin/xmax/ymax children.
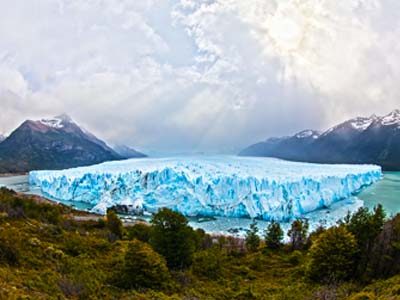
<box><xmin>40</xmin><ymin>118</ymin><xmax>64</xmax><ymax>129</ymax></box>
<box><xmin>39</xmin><ymin>114</ymin><xmax>74</xmax><ymax>129</ymax></box>
<box><xmin>29</xmin><ymin>156</ymin><xmax>382</xmax><ymax>221</ymax></box>
<box><xmin>295</xmin><ymin>130</ymin><xmax>320</xmax><ymax>139</ymax></box>
<box><xmin>381</xmin><ymin>109</ymin><xmax>400</xmax><ymax>127</ymax></box>
<box><xmin>350</xmin><ymin>116</ymin><xmax>376</xmax><ymax>131</ymax></box>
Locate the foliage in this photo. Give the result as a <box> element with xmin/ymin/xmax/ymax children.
<box><xmin>348</xmin><ymin>292</ymin><xmax>376</xmax><ymax>300</ymax></box>
<box><xmin>0</xmin><ymin>187</ymin><xmax>64</xmax><ymax>224</ymax></box>
<box><xmin>342</xmin><ymin>205</ymin><xmax>386</xmax><ymax>278</ymax></box>
<box><xmin>117</xmin><ymin>239</ymin><xmax>170</xmax><ymax>289</ymax></box>
<box><xmin>307</xmin><ymin>226</ymin><xmax>358</xmax><ymax>283</ymax></box>
<box><xmin>194</xmin><ymin>228</ymin><xmax>213</xmax><ymax>250</ymax></box>
<box><xmin>288</xmin><ymin>219</ymin><xmax>309</xmax><ymax>250</ymax></box>
<box><xmin>245</xmin><ymin>219</ymin><xmax>261</xmax><ymax>252</ymax></box>
<box><xmin>150</xmin><ymin>208</ymin><xmax>196</xmax><ymax>270</ymax></box>
<box><xmin>106</xmin><ymin>209</ymin><xmax>124</xmax><ymax>239</ymax></box>
<box><xmin>126</xmin><ymin>223</ymin><xmax>152</xmax><ymax>243</ymax></box>
<box><xmin>367</xmin><ymin>213</ymin><xmax>400</xmax><ymax>278</ymax></box>
<box><xmin>264</xmin><ymin>220</ymin><xmax>284</xmax><ymax>250</ymax></box>
<box><xmin>0</xmin><ymin>237</ymin><xmax>19</xmax><ymax>266</ymax></box>
<box><xmin>191</xmin><ymin>247</ymin><xmax>223</xmax><ymax>279</ymax></box>
<box><xmin>0</xmin><ymin>189</ymin><xmax>399</xmax><ymax>299</ymax></box>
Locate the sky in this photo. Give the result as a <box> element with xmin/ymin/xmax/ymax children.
<box><xmin>0</xmin><ymin>0</ymin><xmax>400</xmax><ymax>154</ymax></box>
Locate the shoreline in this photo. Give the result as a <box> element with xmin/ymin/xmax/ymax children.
<box><xmin>14</xmin><ymin>190</ymin><xmax>148</xmax><ymax>227</ymax></box>
<box><xmin>0</xmin><ymin>172</ymin><xmax>28</xmax><ymax>177</ymax></box>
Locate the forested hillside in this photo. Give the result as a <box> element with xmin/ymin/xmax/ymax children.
<box><xmin>0</xmin><ymin>188</ymin><xmax>399</xmax><ymax>299</ymax></box>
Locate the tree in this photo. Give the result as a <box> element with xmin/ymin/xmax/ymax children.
<box><xmin>307</xmin><ymin>226</ymin><xmax>358</xmax><ymax>283</ymax></box>
<box><xmin>344</xmin><ymin>205</ymin><xmax>386</xmax><ymax>277</ymax></box>
<box><xmin>106</xmin><ymin>209</ymin><xmax>124</xmax><ymax>240</ymax></box>
<box><xmin>119</xmin><ymin>239</ymin><xmax>170</xmax><ymax>289</ymax></box>
<box><xmin>264</xmin><ymin>220</ymin><xmax>284</xmax><ymax>250</ymax></box>
<box><xmin>367</xmin><ymin>213</ymin><xmax>400</xmax><ymax>278</ymax></box>
<box><xmin>288</xmin><ymin>219</ymin><xmax>309</xmax><ymax>250</ymax></box>
<box><xmin>149</xmin><ymin>208</ymin><xmax>196</xmax><ymax>270</ymax></box>
<box><xmin>245</xmin><ymin>220</ymin><xmax>260</xmax><ymax>252</ymax></box>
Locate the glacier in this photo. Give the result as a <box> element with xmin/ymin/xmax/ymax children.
<box><xmin>28</xmin><ymin>156</ymin><xmax>382</xmax><ymax>221</ymax></box>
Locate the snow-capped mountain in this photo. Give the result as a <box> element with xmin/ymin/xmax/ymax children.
<box><xmin>0</xmin><ymin>114</ymin><xmax>145</xmax><ymax>173</ymax></box>
<box><xmin>0</xmin><ymin>134</ymin><xmax>5</xmax><ymax>143</ymax></box>
<box><xmin>240</xmin><ymin>110</ymin><xmax>400</xmax><ymax>170</ymax></box>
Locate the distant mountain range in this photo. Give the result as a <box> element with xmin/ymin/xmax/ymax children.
<box><xmin>240</xmin><ymin>110</ymin><xmax>400</xmax><ymax>171</ymax></box>
<box><xmin>0</xmin><ymin>114</ymin><xmax>146</xmax><ymax>173</ymax></box>
<box><xmin>113</xmin><ymin>144</ymin><xmax>147</xmax><ymax>159</ymax></box>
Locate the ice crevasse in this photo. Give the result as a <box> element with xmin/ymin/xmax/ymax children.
<box><xmin>29</xmin><ymin>156</ymin><xmax>382</xmax><ymax>221</ymax></box>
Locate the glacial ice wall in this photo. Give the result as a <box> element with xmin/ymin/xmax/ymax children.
<box><xmin>29</xmin><ymin>156</ymin><xmax>382</xmax><ymax>221</ymax></box>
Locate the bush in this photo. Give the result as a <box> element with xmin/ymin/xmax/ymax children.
<box><xmin>0</xmin><ymin>238</ymin><xmax>19</xmax><ymax>266</ymax></box>
<box><xmin>118</xmin><ymin>239</ymin><xmax>170</xmax><ymax>289</ymax></box>
<box><xmin>0</xmin><ymin>188</ymin><xmax>63</xmax><ymax>224</ymax></box>
<box><xmin>194</xmin><ymin>228</ymin><xmax>213</xmax><ymax>250</ymax></box>
<box><xmin>63</xmin><ymin>235</ymin><xmax>90</xmax><ymax>257</ymax></box>
<box><xmin>192</xmin><ymin>248</ymin><xmax>223</xmax><ymax>279</ymax></box>
<box><xmin>307</xmin><ymin>226</ymin><xmax>358</xmax><ymax>283</ymax></box>
<box><xmin>58</xmin><ymin>277</ymin><xmax>85</xmax><ymax>298</ymax></box>
<box><xmin>288</xmin><ymin>250</ymin><xmax>303</xmax><ymax>266</ymax></box>
<box><xmin>348</xmin><ymin>292</ymin><xmax>376</xmax><ymax>300</ymax></box>
<box><xmin>126</xmin><ymin>223</ymin><xmax>152</xmax><ymax>243</ymax></box>
<box><xmin>150</xmin><ymin>208</ymin><xmax>196</xmax><ymax>270</ymax></box>
<box><xmin>106</xmin><ymin>210</ymin><xmax>124</xmax><ymax>239</ymax></box>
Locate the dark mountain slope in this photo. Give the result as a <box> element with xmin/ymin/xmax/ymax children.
<box><xmin>0</xmin><ymin>114</ymin><xmax>124</xmax><ymax>173</ymax></box>
<box><xmin>240</xmin><ymin>110</ymin><xmax>400</xmax><ymax>171</ymax></box>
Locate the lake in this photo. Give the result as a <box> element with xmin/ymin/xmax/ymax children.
<box><xmin>358</xmin><ymin>172</ymin><xmax>400</xmax><ymax>217</ymax></box>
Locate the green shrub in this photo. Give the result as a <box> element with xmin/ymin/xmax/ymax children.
<box><xmin>307</xmin><ymin>226</ymin><xmax>357</xmax><ymax>283</ymax></box>
<box><xmin>192</xmin><ymin>248</ymin><xmax>223</xmax><ymax>279</ymax></box>
<box><xmin>0</xmin><ymin>188</ymin><xmax>64</xmax><ymax>224</ymax></box>
<box><xmin>106</xmin><ymin>210</ymin><xmax>124</xmax><ymax>240</ymax></box>
<box><xmin>118</xmin><ymin>239</ymin><xmax>170</xmax><ymax>289</ymax></box>
<box><xmin>126</xmin><ymin>223</ymin><xmax>152</xmax><ymax>243</ymax></box>
<box><xmin>288</xmin><ymin>250</ymin><xmax>303</xmax><ymax>266</ymax></box>
<box><xmin>63</xmin><ymin>235</ymin><xmax>90</xmax><ymax>257</ymax></box>
<box><xmin>0</xmin><ymin>238</ymin><xmax>19</xmax><ymax>266</ymax></box>
<box><xmin>348</xmin><ymin>292</ymin><xmax>376</xmax><ymax>300</ymax></box>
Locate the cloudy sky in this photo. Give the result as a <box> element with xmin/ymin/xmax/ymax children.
<box><xmin>0</xmin><ymin>0</ymin><xmax>399</xmax><ymax>153</ymax></box>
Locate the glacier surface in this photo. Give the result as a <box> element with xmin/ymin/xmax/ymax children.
<box><xmin>29</xmin><ymin>156</ymin><xmax>382</xmax><ymax>221</ymax></box>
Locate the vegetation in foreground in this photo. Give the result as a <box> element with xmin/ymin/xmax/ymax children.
<box><xmin>0</xmin><ymin>187</ymin><xmax>400</xmax><ymax>299</ymax></box>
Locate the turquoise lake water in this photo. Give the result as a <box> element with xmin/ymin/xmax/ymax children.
<box><xmin>358</xmin><ymin>172</ymin><xmax>400</xmax><ymax>217</ymax></box>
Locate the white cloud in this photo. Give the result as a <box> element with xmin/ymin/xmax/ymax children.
<box><xmin>0</xmin><ymin>0</ymin><xmax>399</xmax><ymax>153</ymax></box>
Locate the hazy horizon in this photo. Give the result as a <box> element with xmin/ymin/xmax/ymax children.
<box><xmin>1</xmin><ymin>0</ymin><xmax>400</xmax><ymax>153</ymax></box>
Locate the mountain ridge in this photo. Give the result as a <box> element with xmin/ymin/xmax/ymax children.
<box><xmin>0</xmin><ymin>114</ymin><xmax>145</xmax><ymax>173</ymax></box>
<box><xmin>239</xmin><ymin>110</ymin><xmax>400</xmax><ymax>171</ymax></box>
